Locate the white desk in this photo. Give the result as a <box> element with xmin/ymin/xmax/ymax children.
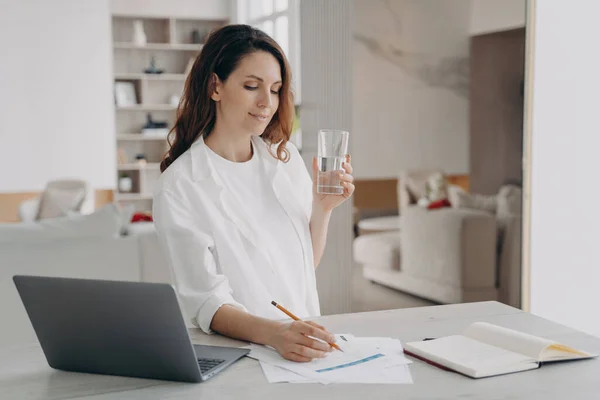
<box><xmin>2</xmin><ymin>301</ymin><xmax>599</xmax><ymax>399</ymax></box>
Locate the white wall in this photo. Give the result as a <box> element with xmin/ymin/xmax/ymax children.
<box><xmin>353</xmin><ymin>0</ymin><xmax>471</xmax><ymax>179</ymax></box>
<box><xmin>470</xmin><ymin>0</ymin><xmax>526</xmax><ymax>35</ymax></box>
<box><xmin>529</xmin><ymin>0</ymin><xmax>600</xmax><ymax>336</ymax></box>
<box><xmin>0</xmin><ymin>0</ymin><xmax>115</xmax><ymax>192</ymax></box>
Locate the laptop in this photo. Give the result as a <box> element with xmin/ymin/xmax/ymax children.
<box><xmin>12</xmin><ymin>275</ymin><xmax>249</xmax><ymax>383</ymax></box>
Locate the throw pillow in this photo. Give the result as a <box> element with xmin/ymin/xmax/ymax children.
<box><xmin>427</xmin><ymin>198</ymin><xmax>451</xmax><ymax>210</ymax></box>
<box><xmin>448</xmin><ymin>185</ymin><xmax>497</xmax><ymax>213</ymax></box>
<box><xmin>36</xmin><ymin>187</ymin><xmax>85</xmax><ymax>220</ymax></box>
<box><xmin>404</xmin><ymin>171</ymin><xmax>441</xmax><ymax>203</ymax></box>
<box><xmin>496</xmin><ymin>185</ymin><xmax>522</xmax><ymax>217</ymax></box>
<box><xmin>426</xmin><ymin>172</ymin><xmax>449</xmax><ymax>202</ymax></box>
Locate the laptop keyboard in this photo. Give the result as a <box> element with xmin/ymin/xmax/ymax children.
<box><xmin>198</xmin><ymin>358</ymin><xmax>226</xmax><ymax>373</ymax></box>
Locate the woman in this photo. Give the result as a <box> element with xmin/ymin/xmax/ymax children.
<box><xmin>153</xmin><ymin>24</ymin><xmax>354</xmax><ymax>362</ymax></box>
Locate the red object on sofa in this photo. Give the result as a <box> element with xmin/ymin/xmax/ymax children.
<box><xmin>427</xmin><ymin>198</ymin><xmax>451</xmax><ymax>210</ymax></box>
<box><xmin>131</xmin><ymin>212</ymin><xmax>153</xmax><ymax>223</ymax></box>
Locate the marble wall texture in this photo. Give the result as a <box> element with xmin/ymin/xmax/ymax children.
<box><xmin>353</xmin><ymin>0</ymin><xmax>471</xmax><ymax>178</ymax></box>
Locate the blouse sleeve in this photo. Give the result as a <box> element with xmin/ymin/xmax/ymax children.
<box><xmin>153</xmin><ymin>188</ymin><xmax>248</xmax><ymax>334</ymax></box>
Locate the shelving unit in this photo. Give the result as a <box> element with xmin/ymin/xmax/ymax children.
<box><xmin>111</xmin><ymin>15</ymin><xmax>227</xmax><ymax>212</ymax></box>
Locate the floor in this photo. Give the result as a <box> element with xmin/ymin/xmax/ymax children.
<box><xmin>350</xmin><ymin>261</ymin><xmax>435</xmax><ymax>313</ymax></box>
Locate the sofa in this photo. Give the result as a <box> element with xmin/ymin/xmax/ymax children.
<box><xmin>0</xmin><ymin>204</ymin><xmax>171</xmax><ymax>349</ymax></box>
<box><xmin>353</xmin><ymin>176</ymin><xmax>522</xmax><ymax>308</ymax></box>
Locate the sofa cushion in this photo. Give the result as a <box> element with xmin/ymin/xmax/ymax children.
<box><xmin>357</xmin><ymin>216</ymin><xmax>400</xmax><ymax>235</ymax></box>
<box><xmin>36</xmin><ymin>186</ymin><xmax>86</xmax><ymax>220</ymax></box>
<box><xmin>400</xmin><ymin>206</ymin><xmax>497</xmax><ymax>288</ymax></box>
<box><xmin>399</xmin><ymin>170</ymin><xmax>442</xmax><ymax>208</ymax></box>
<box><xmin>0</xmin><ymin>204</ymin><xmax>123</xmax><ymax>244</ymax></box>
<box><xmin>353</xmin><ymin>231</ymin><xmax>401</xmax><ymax>271</ymax></box>
<box><xmin>496</xmin><ymin>185</ymin><xmax>522</xmax><ymax>217</ymax></box>
<box><xmin>448</xmin><ymin>185</ymin><xmax>497</xmax><ymax>213</ymax></box>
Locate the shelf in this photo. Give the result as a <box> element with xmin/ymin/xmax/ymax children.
<box><xmin>114</xmin><ymin>73</ymin><xmax>187</xmax><ymax>81</ymax></box>
<box><xmin>116</xmin><ymin>104</ymin><xmax>177</xmax><ymax>111</ymax></box>
<box><xmin>117</xmin><ymin>163</ymin><xmax>161</xmax><ymax>170</ymax></box>
<box><xmin>113</xmin><ymin>42</ymin><xmax>202</xmax><ymax>51</ymax></box>
<box><xmin>110</xmin><ymin>14</ymin><xmax>224</xmax><ymax>214</ymax></box>
<box><xmin>115</xmin><ymin>193</ymin><xmax>153</xmax><ymax>201</ymax></box>
<box><xmin>117</xmin><ymin>133</ymin><xmax>169</xmax><ymax>141</ymax></box>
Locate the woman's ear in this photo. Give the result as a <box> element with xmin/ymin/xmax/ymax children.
<box><xmin>210</xmin><ymin>73</ymin><xmax>221</xmax><ymax>101</ymax></box>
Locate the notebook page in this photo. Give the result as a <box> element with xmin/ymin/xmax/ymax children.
<box><xmin>463</xmin><ymin>322</ymin><xmax>553</xmax><ymax>360</ymax></box>
<box><xmin>541</xmin><ymin>343</ymin><xmax>594</xmax><ymax>361</ymax></box>
<box><xmin>405</xmin><ymin>335</ymin><xmax>536</xmax><ymax>378</ymax></box>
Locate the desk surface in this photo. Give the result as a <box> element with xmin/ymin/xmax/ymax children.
<box><xmin>2</xmin><ymin>301</ymin><xmax>600</xmax><ymax>400</ymax></box>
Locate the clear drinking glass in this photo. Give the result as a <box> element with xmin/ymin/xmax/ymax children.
<box><xmin>317</xmin><ymin>129</ymin><xmax>349</xmax><ymax>194</ymax></box>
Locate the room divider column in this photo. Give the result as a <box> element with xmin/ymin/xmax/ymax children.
<box><xmin>299</xmin><ymin>0</ymin><xmax>354</xmax><ymax>315</ymax></box>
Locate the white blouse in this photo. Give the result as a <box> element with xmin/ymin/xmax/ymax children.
<box><xmin>153</xmin><ymin>135</ymin><xmax>319</xmax><ymax>334</ymax></box>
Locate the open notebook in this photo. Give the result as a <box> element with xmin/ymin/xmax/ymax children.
<box><xmin>404</xmin><ymin>322</ymin><xmax>597</xmax><ymax>379</ymax></box>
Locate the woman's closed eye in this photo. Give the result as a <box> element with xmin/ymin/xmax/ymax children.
<box><xmin>244</xmin><ymin>85</ymin><xmax>280</xmax><ymax>95</ymax></box>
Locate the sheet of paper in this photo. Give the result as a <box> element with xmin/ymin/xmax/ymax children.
<box><xmin>259</xmin><ymin>361</ymin><xmax>413</xmax><ymax>384</ymax></box>
<box><xmin>246</xmin><ymin>342</ymin><xmax>341</xmax><ymax>384</ymax></box>
<box><xmin>260</xmin><ymin>362</ymin><xmax>313</xmax><ymax>383</ymax></box>
<box><xmin>248</xmin><ymin>335</ymin><xmax>413</xmax><ymax>384</ymax></box>
<box><xmin>324</xmin><ymin>363</ymin><xmax>413</xmax><ymax>384</ymax></box>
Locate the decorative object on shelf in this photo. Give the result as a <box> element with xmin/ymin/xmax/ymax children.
<box><xmin>141</xmin><ymin>113</ymin><xmax>169</xmax><ymax>138</ymax></box>
<box><xmin>142</xmin><ymin>113</ymin><xmax>168</xmax><ymax>129</ymax></box>
<box><xmin>191</xmin><ymin>29</ymin><xmax>202</xmax><ymax>44</ymax></box>
<box><xmin>169</xmin><ymin>94</ymin><xmax>181</xmax><ymax>107</ymax></box>
<box><xmin>132</xmin><ymin>20</ymin><xmax>147</xmax><ymax>46</ymax></box>
<box><xmin>142</xmin><ymin>113</ymin><xmax>168</xmax><ymax>130</ymax></box>
<box><xmin>144</xmin><ymin>55</ymin><xmax>164</xmax><ymax>74</ymax></box>
<box><xmin>114</xmin><ymin>82</ymin><xmax>137</xmax><ymax>106</ymax></box>
<box><xmin>118</xmin><ymin>173</ymin><xmax>133</xmax><ymax>193</ymax></box>
<box><xmin>135</xmin><ymin>154</ymin><xmax>147</xmax><ymax>165</ymax></box>
<box><xmin>191</xmin><ymin>29</ymin><xmax>209</xmax><ymax>44</ymax></box>
<box><xmin>117</xmin><ymin>148</ymin><xmax>129</xmax><ymax>164</ymax></box>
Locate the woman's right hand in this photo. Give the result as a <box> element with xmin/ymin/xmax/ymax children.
<box><xmin>269</xmin><ymin>320</ymin><xmax>336</xmax><ymax>362</ymax></box>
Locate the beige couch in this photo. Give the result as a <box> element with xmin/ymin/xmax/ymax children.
<box><xmin>0</xmin><ymin>206</ymin><xmax>171</xmax><ymax>349</ymax></box>
<box><xmin>353</xmin><ymin>178</ymin><xmax>522</xmax><ymax>308</ymax></box>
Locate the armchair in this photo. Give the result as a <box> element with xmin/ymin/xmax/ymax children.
<box><xmin>353</xmin><ymin>172</ymin><xmax>522</xmax><ymax>307</ymax></box>
<box><xmin>358</xmin><ymin>206</ymin><xmax>499</xmax><ymax>304</ymax></box>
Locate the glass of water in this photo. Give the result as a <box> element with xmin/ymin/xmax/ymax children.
<box><xmin>317</xmin><ymin>129</ymin><xmax>349</xmax><ymax>194</ymax></box>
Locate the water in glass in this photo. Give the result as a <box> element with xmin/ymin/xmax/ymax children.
<box><xmin>317</xmin><ymin>156</ymin><xmax>344</xmax><ymax>194</ymax></box>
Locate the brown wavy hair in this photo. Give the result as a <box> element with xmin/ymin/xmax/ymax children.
<box><xmin>160</xmin><ymin>24</ymin><xmax>294</xmax><ymax>172</ymax></box>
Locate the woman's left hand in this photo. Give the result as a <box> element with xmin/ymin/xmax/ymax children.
<box><xmin>312</xmin><ymin>154</ymin><xmax>355</xmax><ymax>212</ymax></box>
